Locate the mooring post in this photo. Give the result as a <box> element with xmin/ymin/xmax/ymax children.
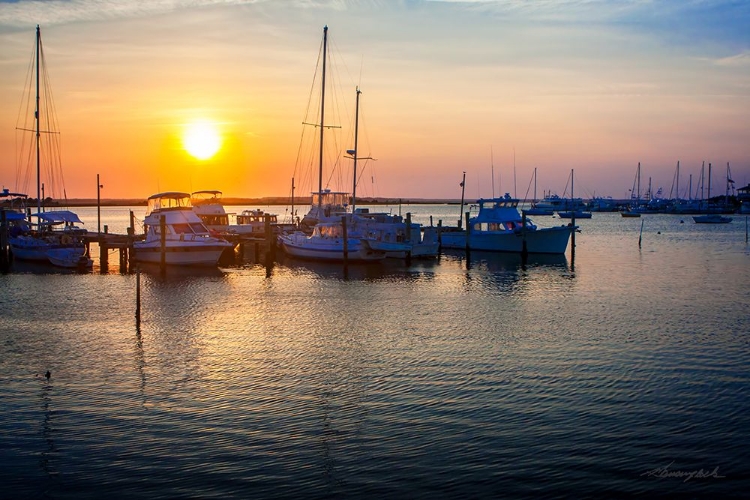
<box><xmin>437</xmin><ymin>220</ymin><xmax>442</xmax><ymax>248</ymax></box>
<box><xmin>571</xmin><ymin>213</ymin><xmax>577</xmax><ymax>261</ymax></box>
<box><xmin>464</xmin><ymin>212</ymin><xmax>471</xmax><ymax>253</ymax></box>
<box><xmin>638</xmin><ymin>219</ymin><xmax>644</xmax><ymax>249</ymax></box>
<box><xmin>405</xmin><ymin>212</ymin><xmax>413</xmax><ymax>265</ymax></box>
<box><xmin>160</xmin><ymin>214</ymin><xmax>166</xmax><ymax>273</ymax></box>
<box><xmin>135</xmin><ymin>265</ymin><xmax>141</xmax><ymax>324</ymax></box>
<box><xmin>100</xmin><ymin>236</ymin><xmax>108</xmax><ymax>272</ymax></box>
<box><xmin>342</xmin><ymin>216</ymin><xmax>349</xmax><ymax>266</ymax></box>
<box><xmin>521</xmin><ymin>211</ymin><xmax>528</xmax><ymax>261</ymax></box>
<box><xmin>264</xmin><ymin>214</ymin><xmax>274</xmax><ymax>263</ymax></box>
<box><xmin>0</xmin><ymin>210</ymin><xmax>8</xmax><ymax>271</ymax></box>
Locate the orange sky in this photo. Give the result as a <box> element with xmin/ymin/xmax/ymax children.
<box><xmin>1</xmin><ymin>1</ymin><xmax>748</xmax><ymax>201</ymax></box>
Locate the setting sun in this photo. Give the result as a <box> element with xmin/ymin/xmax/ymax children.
<box><xmin>182</xmin><ymin>120</ymin><xmax>221</xmax><ymax>160</ymax></box>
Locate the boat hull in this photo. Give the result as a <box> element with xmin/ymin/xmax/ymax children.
<box><xmin>133</xmin><ymin>241</ymin><xmax>231</xmax><ymax>266</ymax></box>
<box><xmin>440</xmin><ymin>226</ymin><xmax>573</xmax><ymax>254</ymax></box>
<box><xmin>46</xmin><ymin>247</ymin><xmax>92</xmax><ymax>268</ymax></box>
<box><xmin>279</xmin><ymin>234</ymin><xmax>386</xmax><ymax>262</ymax></box>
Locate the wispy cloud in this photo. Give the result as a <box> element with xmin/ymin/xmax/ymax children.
<box><xmin>0</xmin><ymin>0</ymin><xmax>260</xmax><ymax>28</ymax></box>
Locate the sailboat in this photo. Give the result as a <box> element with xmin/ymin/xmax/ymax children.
<box><xmin>278</xmin><ymin>27</ymin><xmax>387</xmax><ymax>262</ymax></box>
<box><xmin>557</xmin><ymin>169</ymin><xmax>592</xmax><ymax>219</ymax></box>
<box><xmin>693</xmin><ymin>163</ymin><xmax>732</xmax><ymax>223</ymax></box>
<box><xmin>8</xmin><ymin>26</ymin><xmax>91</xmax><ymax>268</ymax></box>
<box><xmin>525</xmin><ymin>168</ymin><xmax>554</xmax><ymax>216</ymax></box>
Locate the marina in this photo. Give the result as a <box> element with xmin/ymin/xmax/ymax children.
<box><xmin>1</xmin><ymin>5</ymin><xmax>749</xmax><ymax>498</ymax></box>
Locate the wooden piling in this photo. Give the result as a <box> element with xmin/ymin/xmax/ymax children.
<box><xmin>464</xmin><ymin>212</ymin><xmax>471</xmax><ymax>252</ymax></box>
<box><xmin>521</xmin><ymin>211</ymin><xmax>528</xmax><ymax>260</ymax></box>
<box><xmin>159</xmin><ymin>214</ymin><xmax>166</xmax><ymax>273</ymax></box>
<box><xmin>405</xmin><ymin>213</ymin><xmax>412</xmax><ymax>265</ymax></box>
<box><xmin>135</xmin><ymin>265</ymin><xmax>141</xmax><ymax>323</ymax></box>
<box><xmin>99</xmin><ymin>237</ymin><xmax>108</xmax><ymax>271</ymax></box>
<box><xmin>0</xmin><ymin>210</ymin><xmax>8</xmax><ymax>271</ymax></box>
<box><xmin>342</xmin><ymin>216</ymin><xmax>349</xmax><ymax>265</ymax></box>
<box><xmin>571</xmin><ymin>213</ymin><xmax>576</xmax><ymax>261</ymax></box>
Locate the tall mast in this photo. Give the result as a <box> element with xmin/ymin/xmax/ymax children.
<box><xmin>36</xmin><ymin>25</ymin><xmax>41</xmax><ymax>216</ymax></box>
<box><xmin>637</xmin><ymin>162</ymin><xmax>641</xmax><ymax>202</ymax></box>
<box><xmin>676</xmin><ymin>161</ymin><xmax>680</xmax><ymax>200</ymax></box>
<box><xmin>533</xmin><ymin>167</ymin><xmax>537</xmax><ymax>202</ymax></box>
<box><xmin>351</xmin><ymin>87</ymin><xmax>361</xmax><ymax>212</ymax></box>
<box><xmin>317</xmin><ymin>25</ymin><xmax>328</xmax><ymax>211</ymax></box>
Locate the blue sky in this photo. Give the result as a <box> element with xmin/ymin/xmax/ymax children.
<box><xmin>1</xmin><ymin>0</ymin><xmax>748</xmax><ymax>199</ymax></box>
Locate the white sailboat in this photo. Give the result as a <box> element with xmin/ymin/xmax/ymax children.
<box><xmin>8</xmin><ymin>26</ymin><xmax>90</xmax><ymax>267</ymax></box>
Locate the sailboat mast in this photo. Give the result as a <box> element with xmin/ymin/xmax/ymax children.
<box><xmin>351</xmin><ymin>87</ymin><xmax>361</xmax><ymax>212</ymax></box>
<box><xmin>36</xmin><ymin>25</ymin><xmax>41</xmax><ymax>216</ymax></box>
<box><xmin>637</xmin><ymin>162</ymin><xmax>641</xmax><ymax>202</ymax></box>
<box><xmin>317</xmin><ymin>25</ymin><xmax>328</xmax><ymax>210</ymax></box>
<box><xmin>533</xmin><ymin>167</ymin><xmax>537</xmax><ymax>202</ymax></box>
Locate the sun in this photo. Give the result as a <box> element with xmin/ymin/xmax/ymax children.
<box><xmin>182</xmin><ymin>120</ymin><xmax>221</xmax><ymax>160</ymax></box>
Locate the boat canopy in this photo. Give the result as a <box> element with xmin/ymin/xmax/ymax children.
<box><xmin>1</xmin><ymin>209</ymin><xmax>27</xmax><ymax>221</ymax></box>
<box><xmin>31</xmin><ymin>210</ymin><xmax>84</xmax><ymax>224</ymax></box>
<box><xmin>147</xmin><ymin>192</ymin><xmax>192</xmax><ymax>214</ymax></box>
<box><xmin>191</xmin><ymin>190</ymin><xmax>223</xmax><ymax>204</ymax></box>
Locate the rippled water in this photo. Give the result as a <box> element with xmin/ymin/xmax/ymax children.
<box><xmin>1</xmin><ymin>207</ymin><xmax>749</xmax><ymax>498</ymax></box>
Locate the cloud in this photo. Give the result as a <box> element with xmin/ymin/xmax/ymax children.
<box><xmin>714</xmin><ymin>50</ymin><xmax>750</xmax><ymax>67</ymax></box>
<box><xmin>0</xmin><ymin>0</ymin><xmax>260</xmax><ymax>28</ymax></box>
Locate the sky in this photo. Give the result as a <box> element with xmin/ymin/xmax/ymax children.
<box><xmin>0</xmin><ymin>0</ymin><xmax>748</xmax><ymax>202</ymax></box>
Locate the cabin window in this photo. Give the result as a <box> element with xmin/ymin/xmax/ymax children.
<box><xmin>172</xmin><ymin>223</ymin><xmax>192</xmax><ymax>234</ymax></box>
<box><xmin>190</xmin><ymin>223</ymin><xmax>207</xmax><ymax>233</ymax></box>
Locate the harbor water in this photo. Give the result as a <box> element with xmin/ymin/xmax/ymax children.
<box><xmin>1</xmin><ymin>205</ymin><xmax>749</xmax><ymax>498</ymax></box>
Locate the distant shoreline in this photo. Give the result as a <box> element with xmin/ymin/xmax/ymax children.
<box><xmin>16</xmin><ymin>197</ymin><xmax>469</xmax><ymax>207</ymax></box>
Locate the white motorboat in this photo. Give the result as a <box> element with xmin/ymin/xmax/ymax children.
<box><xmin>133</xmin><ymin>192</ymin><xmax>233</xmax><ymax>266</ymax></box>
<box><xmin>440</xmin><ymin>194</ymin><xmax>575</xmax><ymax>254</ymax></box>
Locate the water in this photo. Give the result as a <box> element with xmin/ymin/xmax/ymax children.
<box><xmin>2</xmin><ymin>207</ymin><xmax>749</xmax><ymax>498</ymax></box>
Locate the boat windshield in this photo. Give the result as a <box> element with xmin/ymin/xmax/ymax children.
<box><xmin>147</xmin><ymin>192</ymin><xmax>192</xmax><ymax>214</ymax></box>
<box><xmin>170</xmin><ymin>222</ymin><xmax>209</xmax><ymax>234</ymax></box>
<box><xmin>311</xmin><ymin>191</ymin><xmax>349</xmax><ymax>208</ymax></box>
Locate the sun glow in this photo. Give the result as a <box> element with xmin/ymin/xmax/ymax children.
<box><xmin>182</xmin><ymin>120</ymin><xmax>221</xmax><ymax>160</ymax></box>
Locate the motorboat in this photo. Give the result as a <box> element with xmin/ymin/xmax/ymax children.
<box><xmin>693</xmin><ymin>214</ymin><xmax>732</xmax><ymax>224</ymax></box>
<box><xmin>278</xmin><ymin>222</ymin><xmax>387</xmax><ymax>262</ymax></box>
<box><xmin>440</xmin><ymin>194</ymin><xmax>575</xmax><ymax>254</ymax></box>
<box><xmin>191</xmin><ymin>190</ymin><xmax>231</xmax><ymax>232</ymax></box>
<box><xmin>557</xmin><ymin>210</ymin><xmax>592</xmax><ymax>219</ymax></box>
<box><xmin>133</xmin><ymin>192</ymin><xmax>233</xmax><ymax>266</ymax></box>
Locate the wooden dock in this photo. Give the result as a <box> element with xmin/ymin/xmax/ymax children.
<box><xmin>81</xmin><ymin>230</ymin><xmax>275</xmax><ymax>272</ymax></box>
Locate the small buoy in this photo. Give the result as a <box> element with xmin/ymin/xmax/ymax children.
<box><xmin>45</xmin><ymin>371</ymin><xmax>51</xmax><ymax>380</ymax></box>
<box><xmin>680</xmin><ymin>220</ymin><xmax>684</xmax><ymax>224</ymax></box>
<box><xmin>657</xmin><ymin>231</ymin><xmax>661</xmax><ymax>234</ymax></box>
